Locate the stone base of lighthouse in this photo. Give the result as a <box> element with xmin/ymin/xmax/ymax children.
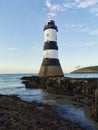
<box><xmin>39</xmin><ymin>58</ymin><xmax>64</xmax><ymax>77</ymax></box>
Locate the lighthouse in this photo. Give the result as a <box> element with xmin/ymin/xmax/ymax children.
<box><xmin>39</xmin><ymin>20</ymin><xmax>64</xmax><ymax>77</ymax></box>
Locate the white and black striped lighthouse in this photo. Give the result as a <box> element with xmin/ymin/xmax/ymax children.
<box><xmin>39</xmin><ymin>20</ymin><xmax>64</xmax><ymax>77</ymax></box>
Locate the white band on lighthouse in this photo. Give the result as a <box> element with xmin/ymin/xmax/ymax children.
<box><xmin>44</xmin><ymin>29</ymin><xmax>57</xmax><ymax>42</ymax></box>
<box><xmin>43</xmin><ymin>49</ymin><xmax>58</xmax><ymax>59</ymax></box>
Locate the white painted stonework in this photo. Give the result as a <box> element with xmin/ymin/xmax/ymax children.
<box><xmin>43</xmin><ymin>49</ymin><xmax>58</xmax><ymax>59</ymax></box>
<box><xmin>44</xmin><ymin>29</ymin><xmax>57</xmax><ymax>42</ymax></box>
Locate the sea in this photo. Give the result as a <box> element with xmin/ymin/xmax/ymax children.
<box><xmin>0</xmin><ymin>73</ymin><xmax>98</xmax><ymax>130</ymax></box>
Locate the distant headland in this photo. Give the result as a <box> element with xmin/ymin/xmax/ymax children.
<box><xmin>71</xmin><ymin>66</ymin><xmax>98</xmax><ymax>73</ymax></box>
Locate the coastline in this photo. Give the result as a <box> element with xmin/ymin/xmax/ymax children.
<box><xmin>21</xmin><ymin>76</ymin><xmax>98</xmax><ymax>123</ymax></box>
<box><xmin>0</xmin><ymin>94</ymin><xmax>85</xmax><ymax>130</ymax></box>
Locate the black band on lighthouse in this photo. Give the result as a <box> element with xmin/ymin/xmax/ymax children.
<box><xmin>42</xmin><ymin>58</ymin><xmax>60</xmax><ymax>66</ymax></box>
<box><xmin>44</xmin><ymin>41</ymin><xmax>58</xmax><ymax>50</ymax></box>
<box><xmin>44</xmin><ymin>20</ymin><xmax>58</xmax><ymax>31</ymax></box>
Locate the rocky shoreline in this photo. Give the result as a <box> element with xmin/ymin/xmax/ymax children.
<box><xmin>0</xmin><ymin>94</ymin><xmax>85</xmax><ymax>130</ymax></box>
<box><xmin>21</xmin><ymin>76</ymin><xmax>98</xmax><ymax>122</ymax></box>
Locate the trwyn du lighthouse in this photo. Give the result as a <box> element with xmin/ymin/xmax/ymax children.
<box><xmin>39</xmin><ymin>20</ymin><xmax>64</xmax><ymax>77</ymax></box>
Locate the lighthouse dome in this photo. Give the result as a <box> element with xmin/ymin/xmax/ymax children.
<box><xmin>44</xmin><ymin>20</ymin><xmax>58</xmax><ymax>31</ymax></box>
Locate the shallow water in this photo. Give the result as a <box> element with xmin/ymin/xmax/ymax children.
<box><xmin>0</xmin><ymin>73</ymin><xmax>98</xmax><ymax>130</ymax></box>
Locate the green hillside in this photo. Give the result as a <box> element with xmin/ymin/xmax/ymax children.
<box><xmin>72</xmin><ymin>66</ymin><xmax>98</xmax><ymax>73</ymax></box>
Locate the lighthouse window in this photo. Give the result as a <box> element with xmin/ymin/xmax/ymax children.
<box><xmin>47</xmin><ymin>34</ymin><xmax>49</xmax><ymax>37</ymax></box>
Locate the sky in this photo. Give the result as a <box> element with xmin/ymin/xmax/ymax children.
<box><xmin>0</xmin><ymin>0</ymin><xmax>98</xmax><ymax>74</ymax></box>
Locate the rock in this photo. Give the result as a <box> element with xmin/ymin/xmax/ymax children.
<box><xmin>90</xmin><ymin>87</ymin><xmax>98</xmax><ymax>122</ymax></box>
<box><xmin>0</xmin><ymin>95</ymin><xmax>85</xmax><ymax>130</ymax></box>
<box><xmin>21</xmin><ymin>76</ymin><xmax>98</xmax><ymax>122</ymax></box>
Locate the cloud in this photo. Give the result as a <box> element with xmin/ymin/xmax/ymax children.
<box><xmin>90</xmin><ymin>7</ymin><xmax>98</xmax><ymax>16</ymax></box>
<box><xmin>45</xmin><ymin>0</ymin><xmax>98</xmax><ymax>18</ymax></box>
<box><xmin>78</xmin><ymin>0</ymin><xmax>98</xmax><ymax>8</ymax></box>
<box><xmin>89</xmin><ymin>30</ymin><xmax>98</xmax><ymax>35</ymax></box>
<box><xmin>46</xmin><ymin>0</ymin><xmax>64</xmax><ymax>18</ymax></box>
<box><xmin>85</xmin><ymin>42</ymin><xmax>97</xmax><ymax>46</ymax></box>
<box><xmin>65</xmin><ymin>23</ymin><xmax>98</xmax><ymax>36</ymax></box>
<box><xmin>8</xmin><ymin>48</ymin><xmax>16</xmax><ymax>52</ymax></box>
<box><xmin>75</xmin><ymin>65</ymin><xmax>81</xmax><ymax>69</ymax></box>
<box><xmin>63</xmin><ymin>3</ymin><xmax>74</xmax><ymax>9</ymax></box>
<box><xmin>48</xmin><ymin>12</ymin><xmax>56</xmax><ymax>18</ymax></box>
<box><xmin>65</xmin><ymin>23</ymin><xmax>89</xmax><ymax>33</ymax></box>
<box><xmin>46</xmin><ymin>0</ymin><xmax>61</xmax><ymax>12</ymax></box>
<box><xmin>65</xmin><ymin>23</ymin><xmax>85</xmax><ymax>28</ymax></box>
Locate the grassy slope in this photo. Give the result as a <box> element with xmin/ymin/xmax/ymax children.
<box><xmin>72</xmin><ymin>66</ymin><xmax>98</xmax><ymax>73</ymax></box>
